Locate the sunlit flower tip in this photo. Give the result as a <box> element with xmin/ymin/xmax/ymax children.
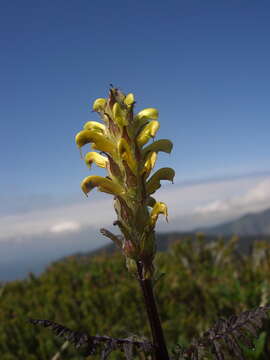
<box><xmin>92</xmin><ymin>98</ymin><xmax>107</xmax><ymax>112</ymax></box>
<box><xmin>83</xmin><ymin>121</ymin><xmax>105</xmax><ymax>133</ymax></box>
<box><xmin>142</xmin><ymin>151</ymin><xmax>157</xmax><ymax>177</ymax></box>
<box><xmin>124</xmin><ymin>93</ymin><xmax>135</xmax><ymax>106</ymax></box>
<box><xmin>112</xmin><ymin>103</ymin><xmax>128</xmax><ymax>126</ymax></box>
<box><xmin>135</xmin><ymin>108</ymin><xmax>159</xmax><ymax>121</ymax></box>
<box><xmin>136</xmin><ymin>120</ymin><xmax>160</xmax><ymax>147</ymax></box>
<box><xmin>146</xmin><ymin>167</ymin><xmax>175</xmax><ymax>195</ymax></box>
<box><xmin>81</xmin><ymin>175</ymin><xmax>123</xmax><ymax>196</ymax></box>
<box><xmin>84</xmin><ymin>152</ymin><xmax>108</xmax><ymax>169</ymax></box>
<box><xmin>143</xmin><ymin>139</ymin><xmax>173</xmax><ymax>158</ymax></box>
<box><xmin>150</xmin><ymin>202</ymin><xmax>168</xmax><ymax>226</ymax></box>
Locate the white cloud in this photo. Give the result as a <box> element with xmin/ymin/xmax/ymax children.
<box><xmin>195</xmin><ymin>179</ymin><xmax>270</xmax><ymax>216</ymax></box>
<box><xmin>50</xmin><ymin>221</ymin><xmax>80</xmax><ymax>233</ymax></box>
<box><xmin>0</xmin><ymin>175</ymin><xmax>269</xmax><ymax>241</ymax></box>
<box><xmin>0</xmin><ymin>198</ymin><xmax>114</xmax><ymax>241</ymax></box>
<box><xmin>156</xmin><ymin>176</ymin><xmax>270</xmax><ymax>231</ymax></box>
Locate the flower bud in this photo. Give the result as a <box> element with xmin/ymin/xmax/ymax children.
<box><xmin>93</xmin><ymin>98</ymin><xmax>106</xmax><ymax>112</ymax></box>
<box><xmin>135</xmin><ymin>108</ymin><xmax>159</xmax><ymax>121</ymax></box>
<box><xmin>124</xmin><ymin>93</ymin><xmax>135</xmax><ymax>106</ymax></box>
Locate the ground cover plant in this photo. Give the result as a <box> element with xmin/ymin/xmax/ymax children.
<box><xmin>25</xmin><ymin>87</ymin><xmax>270</xmax><ymax>359</ymax></box>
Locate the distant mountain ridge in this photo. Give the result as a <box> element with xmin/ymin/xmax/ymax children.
<box><xmin>85</xmin><ymin>208</ymin><xmax>270</xmax><ymax>259</ymax></box>
<box><xmin>2</xmin><ymin>208</ymin><xmax>270</xmax><ymax>283</ymax></box>
<box><xmin>198</xmin><ymin>207</ymin><xmax>270</xmax><ymax>236</ymax></box>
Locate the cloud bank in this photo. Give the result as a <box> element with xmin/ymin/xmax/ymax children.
<box><xmin>0</xmin><ymin>175</ymin><xmax>269</xmax><ymax>242</ymax></box>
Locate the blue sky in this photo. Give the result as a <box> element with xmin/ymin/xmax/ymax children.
<box><xmin>1</xmin><ymin>0</ymin><xmax>270</xmax><ymax>197</ymax></box>
<box><xmin>1</xmin><ymin>1</ymin><xmax>270</xmax><ymax>279</ymax></box>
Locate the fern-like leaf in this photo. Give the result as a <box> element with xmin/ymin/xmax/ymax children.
<box><xmin>172</xmin><ymin>305</ymin><xmax>270</xmax><ymax>360</ymax></box>
<box><xmin>28</xmin><ymin>318</ymin><xmax>154</xmax><ymax>359</ymax></box>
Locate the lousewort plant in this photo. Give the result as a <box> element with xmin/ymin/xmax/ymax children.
<box><xmin>29</xmin><ymin>87</ymin><xmax>270</xmax><ymax>360</ymax></box>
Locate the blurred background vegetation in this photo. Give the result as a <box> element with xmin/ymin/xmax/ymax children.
<box><xmin>0</xmin><ymin>234</ymin><xmax>270</xmax><ymax>360</ymax></box>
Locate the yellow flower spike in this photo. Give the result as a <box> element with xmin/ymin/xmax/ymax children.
<box><xmin>76</xmin><ymin>88</ymin><xmax>175</xmax><ymax>280</ymax></box>
<box><xmin>83</xmin><ymin>121</ymin><xmax>105</xmax><ymax>133</ymax></box>
<box><xmin>84</xmin><ymin>152</ymin><xmax>108</xmax><ymax>169</ymax></box>
<box><xmin>146</xmin><ymin>167</ymin><xmax>175</xmax><ymax>195</ymax></box>
<box><xmin>142</xmin><ymin>139</ymin><xmax>173</xmax><ymax>158</ymax></box>
<box><xmin>142</xmin><ymin>151</ymin><xmax>157</xmax><ymax>178</ymax></box>
<box><xmin>81</xmin><ymin>175</ymin><xmax>124</xmax><ymax>196</ymax></box>
<box><xmin>112</xmin><ymin>103</ymin><xmax>128</xmax><ymax>126</ymax></box>
<box><xmin>93</xmin><ymin>98</ymin><xmax>106</xmax><ymax>112</ymax></box>
<box><xmin>135</xmin><ymin>108</ymin><xmax>159</xmax><ymax>121</ymax></box>
<box><xmin>75</xmin><ymin>129</ymin><xmax>114</xmax><ymax>154</ymax></box>
<box><xmin>124</xmin><ymin>93</ymin><xmax>135</xmax><ymax>106</ymax></box>
<box><xmin>117</xmin><ymin>138</ymin><xmax>137</xmax><ymax>174</ymax></box>
<box><xmin>150</xmin><ymin>202</ymin><xmax>168</xmax><ymax>226</ymax></box>
<box><xmin>136</xmin><ymin>120</ymin><xmax>160</xmax><ymax>147</ymax></box>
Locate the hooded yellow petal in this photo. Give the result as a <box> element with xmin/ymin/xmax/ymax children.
<box><xmin>75</xmin><ymin>130</ymin><xmax>114</xmax><ymax>154</ymax></box>
<box><xmin>81</xmin><ymin>175</ymin><xmax>123</xmax><ymax>196</ymax></box>
<box><xmin>150</xmin><ymin>202</ymin><xmax>168</xmax><ymax>226</ymax></box>
<box><xmin>146</xmin><ymin>167</ymin><xmax>175</xmax><ymax>195</ymax></box>
<box><xmin>118</xmin><ymin>138</ymin><xmax>137</xmax><ymax>173</ymax></box>
<box><xmin>142</xmin><ymin>139</ymin><xmax>173</xmax><ymax>158</ymax></box>
<box><xmin>113</xmin><ymin>103</ymin><xmax>128</xmax><ymax>126</ymax></box>
<box><xmin>93</xmin><ymin>98</ymin><xmax>107</xmax><ymax>112</ymax></box>
<box><xmin>83</xmin><ymin>121</ymin><xmax>105</xmax><ymax>133</ymax></box>
<box><xmin>142</xmin><ymin>151</ymin><xmax>157</xmax><ymax>178</ymax></box>
<box><xmin>135</xmin><ymin>108</ymin><xmax>159</xmax><ymax>121</ymax></box>
<box><xmin>136</xmin><ymin>120</ymin><xmax>160</xmax><ymax>147</ymax></box>
<box><xmin>124</xmin><ymin>93</ymin><xmax>135</xmax><ymax>106</ymax></box>
<box><xmin>84</xmin><ymin>152</ymin><xmax>108</xmax><ymax>169</ymax></box>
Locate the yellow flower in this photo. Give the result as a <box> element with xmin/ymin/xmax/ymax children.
<box><xmin>142</xmin><ymin>139</ymin><xmax>173</xmax><ymax>158</ymax></box>
<box><xmin>75</xmin><ymin>129</ymin><xmax>114</xmax><ymax>154</ymax></box>
<box><xmin>142</xmin><ymin>151</ymin><xmax>157</xmax><ymax>178</ymax></box>
<box><xmin>112</xmin><ymin>103</ymin><xmax>128</xmax><ymax>126</ymax></box>
<box><xmin>117</xmin><ymin>138</ymin><xmax>137</xmax><ymax>173</ymax></box>
<box><xmin>135</xmin><ymin>108</ymin><xmax>159</xmax><ymax>121</ymax></box>
<box><xmin>150</xmin><ymin>202</ymin><xmax>168</xmax><ymax>226</ymax></box>
<box><xmin>75</xmin><ymin>87</ymin><xmax>175</xmax><ymax>279</ymax></box>
<box><xmin>146</xmin><ymin>167</ymin><xmax>175</xmax><ymax>195</ymax></box>
<box><xmin>81</xmin><ymin>175</ymin><xmax>124</xmax><ymax>196</ymax></box>
<box><xmin>136</xmin><ymin>120</ymin><xmax>160</xmax><ymax>147</ymax></box>
<box><xmin>84</xmin><ymin>152</ymin><xmax>108</xmax><ymax>169</ymax></box>
<box><xmin>83</xmin><ymin>121</ymin><xmax>105</xmax><ymax>133</ymax></box>
<box><xmin>124</xmin><ymin>93</ymin><xmax>135</xmax><ymax>106</ymax></box>
<box><xmin>93</xmin><ymin>98</ymin><xmax>106</xmax><ymax>112</ymax></box>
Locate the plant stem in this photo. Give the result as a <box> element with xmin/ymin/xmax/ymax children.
<box><xmin>137</xmin><ymin>262</ymin><xmax>170</xmax><ymax>360</ymax></box>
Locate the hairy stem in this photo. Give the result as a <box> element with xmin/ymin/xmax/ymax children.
<box><xmin>137</xmin><ymin>261</ymin><xmax>170</xmax><ymax>360</ymax></box>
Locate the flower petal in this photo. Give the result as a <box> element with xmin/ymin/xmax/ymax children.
<box><xmin>135</xmin><ymin>108</ymin><xmax>159</xmax><ymax>121</ymax></box>
<box><xmin>81</xmin><ymin>175</ymin><xmax>123</xmax><ymax>196</ymax></box>
<box><xmin>142</xmin><ymin>139</ymin><xmax>173</xmax><ymax>158</ymax></box>
<box><xmin>136</xmin><ymin>120</ymin><xmax>160</xmax><ymax>147</ymax></box>
<box><xmin>83</xmin><ymin>121</ymin><xmax>105</xmax><ymax>133</ymax></box>
<box><xmin>150</xmin><ymin>202</ymin><xmax>168</xmax><ymax>226</ymax></box>
<box><xmin>124</xmin><ymin>93</ymin><xmax>135</xmax><ymax>106</ymax></box>
<box><xmin>146</xmin><ymin>167</ymin><xmax>175</xmax><ymax>195</ymax></box>
<box><xmin>93</xmin><ymin>98</ymin><xmax>107</xmax><ymax>112</ymax></box>
<box><xmin>118</xmin><ymin>138</ymin><xmax>137</xmax><ymax>174</ymax></box>
<box><xmin>84</xmin><ymin>152</ymin><xmax>108</xmax><ymax>169</ymax></box>
<box><xmin>113</xmin><ymin>103</ymin><xmax>128</xmax><ymax>126</ymax></box>
<box><xmin>75</xmin><ymin>130</ymin><xmax>114</xmax><ymax>154</ymax></box>
<box><xmin>142</xmin><ymin>151</ymin><xmax>157</xmax><ymax>178</ymax></box>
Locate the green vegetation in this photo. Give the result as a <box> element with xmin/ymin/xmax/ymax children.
<box><xmin>0</xmin><ymin>234</ymin><xmax>270</xmax><ymax>359</ymax></box>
